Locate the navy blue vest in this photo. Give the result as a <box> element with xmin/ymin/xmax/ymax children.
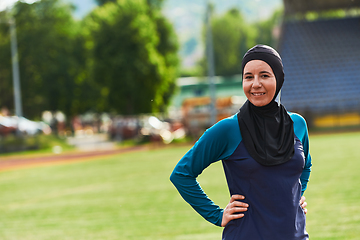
<box><xmin>222</xmin><ymin>137</ymin><xmax>308</xmax><ymax>239</ymax></box>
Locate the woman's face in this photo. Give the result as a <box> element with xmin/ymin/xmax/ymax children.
<box><xmin>242</xmin><ymin>60</ymin><xmax>276</xmax><ymax>107</ymax></box>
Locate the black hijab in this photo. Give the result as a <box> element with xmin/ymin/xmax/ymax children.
<box><xmin>237</xmin><ymin>45</ymin><xmax>294</xmax><ymax>166</ymax></box>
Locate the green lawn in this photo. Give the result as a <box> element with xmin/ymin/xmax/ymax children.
<box><xmin>1</xmin><ymin>132</ymin><xmax>360</xmax><ymax>239</ymax></box>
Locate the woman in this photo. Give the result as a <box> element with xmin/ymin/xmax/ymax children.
<box><xmin>170</xmin><ymin>45</ymin><xmax>312</xmax><ymax>239</ymax></box>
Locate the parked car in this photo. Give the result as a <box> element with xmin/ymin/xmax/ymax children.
<box><xmin>0</xmin><ymin>116</ymin><xmax>51</xmax><ymax>136</ymax></box>
<box><xmin>0</xmin><ymin>116</ymin><xmax>17</xmax><ymax>136</ymax></box>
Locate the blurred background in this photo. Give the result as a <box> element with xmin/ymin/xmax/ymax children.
<box><xmin>1</xmin><ymin>0</ymin><xmax>359</xmax><ymax>152</ymax></box>
<box><xmin>1</xmin><ymin>1</ymin><xmax>360</xmax><ymax>239</ymax></box>
<box><xmin>0</xmin><ymin>0</ymin><xmax>284</xmax><ymax>153</ymax></box>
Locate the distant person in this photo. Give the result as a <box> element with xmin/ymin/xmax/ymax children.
<box><xmin>170</xmin><ymin>45</ymin><xmax>312</xmax><ymax>239</ymax></box>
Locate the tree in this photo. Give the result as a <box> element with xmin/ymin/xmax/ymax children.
<box><xmin>200</xmin><ymin>8</ymin><xmax>257</xmax><ymax>76</ymax></box>
<box><xmin>0</xmin><ymin>0</ymin><xmax>94</xmax><ymax>119</ymax></box>
<box><xmin>0</xmin><ymin>11</ymin><xmax>13</xmax><ymax>112</ymax></box>
<box><xmin>94</xmin><ymin>0</ymin><xmax>116</xmax><ymax>6</ymax></box>
<box><xmin>84</xmin><ymin>0</ymin><xmax>178</xmax><ymax>115</ymax></box>
<box><xmin>199</xmin><ymin>8</ymin><xmax>284</xmax><ymax>77</ymax></box>
<box><xmin>95</xmin><ymin>0</ymin><xmax>164</xmax><ymax>8</ymax></box>
<box><xmin>254</xmin><ymin>9</ymin><xmax>283</xmax><ymax>47</ymax></box>
<box><xmin>151</xmin><ymin>12</ymin><xmax>179</xmax><ymax>112</ymax></box>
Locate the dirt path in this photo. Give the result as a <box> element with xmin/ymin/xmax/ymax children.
<box><xmin>0</xmin><ymin>146</ymin><xmax>148</xmax><ymax>172</ymax></box>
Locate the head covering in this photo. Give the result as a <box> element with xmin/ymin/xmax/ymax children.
<box><xmin>237</xmin><ymin>45</ymin><xmax>294</xmax><ymax>166</ymax></box>
<box><xmin>241</xmin><ymin>44</ymin><xmax>284</xmax><ymax>102</ymax></box>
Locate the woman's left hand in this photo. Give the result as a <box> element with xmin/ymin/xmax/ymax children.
<box><xmin>300</xmin><ymin>196</ymin><xmax>307</xmax><ymax>214</ymax></box>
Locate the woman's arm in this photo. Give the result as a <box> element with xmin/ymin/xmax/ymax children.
<box><xmin>170</xmin><ymin>117</ymin><xmax>240</xmax><ymax>226</ymax></box>
<box><xmin>290</xmin><ymin>112</ymin><xmax>312</xmax><ymax>195</ymax></box>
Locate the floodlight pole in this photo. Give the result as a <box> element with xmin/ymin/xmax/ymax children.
<box><xmin>205</xmin><ymin>1</ymin><xmax>217</xmax><ymax>126</ymax></box>
<box><xmin>9</xmin><ymin>17</ymin><xmax>23</xmax><ymax>117</ymax></box>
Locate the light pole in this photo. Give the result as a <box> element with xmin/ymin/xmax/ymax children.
<box><xmin>0</xmin><ymin>16</ymin><xmax>23</xmax><ymax>117</ymax></box>
<box><xmin>205</xmin><ymin>1</ymin><xmax>217</xmax><ymax>126</ymax></box>
<box><xmin>9</xmin><ymin>17</ymin><xmax>23</xmax><ymax>117</ymax></box>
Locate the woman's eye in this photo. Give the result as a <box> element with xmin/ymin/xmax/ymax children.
<box><xmin>261</xmin><ymin>74</ymin><xmax>270</xmax><ymax>78</ymax></box>
<box><xmin>244</xmin><ymin>76</ymin><xmax>253</xmax><ymax>80</ymax></box>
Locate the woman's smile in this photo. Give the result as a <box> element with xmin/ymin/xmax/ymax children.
<box><xmin>251</xmin><ymin>92</ymin><xmax>265</xmax><ymax>96</ymax></box>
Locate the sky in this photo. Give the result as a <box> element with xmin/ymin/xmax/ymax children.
<box><xmin>0</xmin><ymin>0</ymin><xmax>40</xmax><ymax>11</ymax></box>
<box><xmin>65</xmin><ymin>0</ymin><xmax>97</xmax><ymax>19</ymax></box>
<box><xmin>0</xmin><ymin>0</ymin><xmax>97</xmax><ymax>18</ymax></box>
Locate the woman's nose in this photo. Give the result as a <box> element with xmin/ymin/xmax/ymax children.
<box><xmin>253</xmin><ymin>76</ymin><xmax>262</xmax><ymax>88</ymax></box>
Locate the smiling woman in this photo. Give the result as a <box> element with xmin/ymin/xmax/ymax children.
<box><xmin>170</xmin><ymin>45</ymin><xmax>312</xmax><ymax>240</ymax></box>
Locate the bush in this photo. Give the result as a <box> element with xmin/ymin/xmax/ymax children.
<box><xmin>0</xmin><ymin>134</ymin><xmax>73</xmax><ymax>154</ymax></box>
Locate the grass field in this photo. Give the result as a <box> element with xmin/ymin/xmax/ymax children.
<box><xmin>1</xmin><ymin>131</ymin><xmax>360</xmax><ymax>239</ymax></box>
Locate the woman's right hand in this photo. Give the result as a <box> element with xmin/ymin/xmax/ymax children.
<box><xmin>221</xmin><ymin>194</ymin><xmax>249</xmax><ymax>227</ymax></box>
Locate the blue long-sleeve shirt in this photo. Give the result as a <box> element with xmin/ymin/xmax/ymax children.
<box><xmin>170</xmin><ymin>112</ymin><xmax>312</xmax><ymax>239</ymax></box>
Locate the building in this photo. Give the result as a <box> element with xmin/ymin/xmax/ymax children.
<box><xmin>171</xmin><ymin>75</ymin><xmax>246</xmax><ymax>136</ymax></box>
<box><xmin>279</xmin><ymin>0</ymin><xmax>360</xmax><ymax>128</ymax></box>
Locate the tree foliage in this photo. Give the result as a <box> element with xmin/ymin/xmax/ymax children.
<box><xmin>0</xmin><ymin>0</ymin><xmax>89</xmax><ymax>119</ymax></box>
<box><xmin>84</xmin><ymin>0</ymin><xmax>178</xmax><ymax>115</ymax></box>
<box><xmin>0</xmin><ymin>0</ymin><xmax>178</xmax><ymax>119</ymax></box>
<box><xmin>200</xmin><ymin>8</ymin><xmax>255</xmax><ymax>76</ymax></box>
<box><xmin>254</xmin><ymin>9</ymin><xmax>283</xmax><ymax>47</ymax></box>
<box><xmin>94</xmin><ymin>0</ymin><xmax>116</xmax><ymax>6</ymax></box>
<box><xmin>200</xmin><ymin>8</ymin><xmax>283</xmax><ymax>76</ymax></box>
<box><xmin>0</xmin><ymin>0</ymin><xmax>282</xmax><ymax>119</ymax></box>
<box><xmin>0</xmin><ymin>11</ymin><xmax>13</xmax><ymax>112</ymax></box>
<box><xmin>95</xmin><ymin>0</ymin><xmax>164</xmax><ymax>9</ymax></box>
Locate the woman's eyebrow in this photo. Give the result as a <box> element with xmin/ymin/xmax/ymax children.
<box><xmin>244</xmin><ymin>71</ymin><xmax>272</xmax><ymax>75</ymax></box>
